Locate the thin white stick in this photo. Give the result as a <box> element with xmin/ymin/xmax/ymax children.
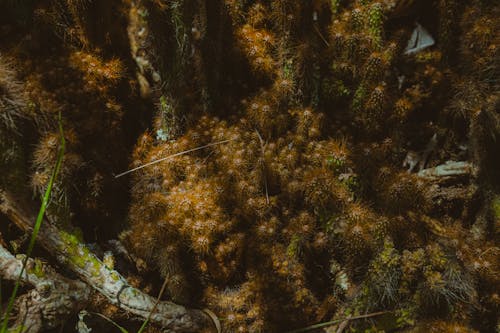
<box><xmin>255</xmin><ymin>130</ymin><xmax>269</xmax><ymax>204</ymax></box>
<box><xmin>114</xmin><ymin>139</ymin><xmax>232</xmax><ymax>178</ymax></box>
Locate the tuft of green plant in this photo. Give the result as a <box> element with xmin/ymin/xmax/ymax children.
<box><xmin>363</xmin><ymin>238</ymin><xmax>401</xmax><ymax>307</ymax></box>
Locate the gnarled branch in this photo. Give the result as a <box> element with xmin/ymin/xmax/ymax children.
<box><xmin>0</xmin><ymin>190</ymin><xmax>215</xmax><ymax>332</ymax></box>
<box><xmin>0</xmin><ymin>244</ymin><xmax>90</xmax><ymax>333</ymax></box>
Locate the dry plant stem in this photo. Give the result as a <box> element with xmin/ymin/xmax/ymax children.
<box><xmin>0</xmin><ymin>244</ymin><xmax>90</xmax><ymax>333</ymax></box>
<box><xmin>288</xmin><ymin>311</ymin><xmax>389</xmax><ymax>333</ymax></box>
<box><xmin>0</xmin><ymin>190</ymin><xmax>214</xmax><ymax>332</ymax></box>
<box><xmin>335</xmin><ymin>315</ymin><xmax>352</xmax><ymax>333</ymax></box>
<box><xmin>255</xmin><ymin>130</ymin><xmax>269</xmax><ymax>204</ymax></box>
<box><xmin>114</xmin><ymin>139</ymin><xmax>233</xmax><ymax>178</ymax></box>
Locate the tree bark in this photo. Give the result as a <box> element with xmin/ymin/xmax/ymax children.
<box><xmin>0</xmin><ymin>244</ymin><xmax>90</xmax><ymax>333</ymax></box>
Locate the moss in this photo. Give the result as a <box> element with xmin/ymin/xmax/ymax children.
<box><xmin>362</xmin><ymin>239</ymin><xmax>402</xmax><ymax>307</ymax></box>
<box><xmin>110</xmin><ymin>271</ymin><xmax>120</xmax><ymax>282</ymax></box>
<box><xmin>155</xmin><ymin>95</ymin><xmax>176</xmax><ymax>141</ymax></box>
<box><xmin>395</xmin><ymin>306</ymin><xmax>416</xmax><ymax>328</ymax></box>
<box><xmin>367</xmin><ymin>2</ymin><xmax>384</xmax><ymax>48</ymax></box>
<box><xmin>27</xmin><ymin>258</ymin><xmax>45</xmax><ymax>279</ymax></box>
<box><xmin>0</xmin><ymin>58</ymin><xmax>29</xmax><ymax>195</ymax></box>
<box><xmin>326</xmin><ymin>155</ymin><xmax>346</xmax><ymax>173</ymax></box>
<box><xmin>491</xmin><ymin>195</ymin><xmax>500</xmax><ymax>221</ymax></box>
<box><xmin>322</xmin><ymin>78</ymin><xmax>351</xmax><ymax>100</ymax></box>
<box><xmin>59</xmin><ymin>230</ymin><xmax>102</xmax><ymax>277</ymax></box>
<box><xmin>59</xmin><ymin>230</ymin><xmax>81</xmax><ymax>248</ymax></box>
<box><xmin>1</xmin><ymin>0</ymin><xmax>498</xmax><ymax>331</ymax></box>
<box><xmin>330</xmin><ymin>0</ymin><xmax>340</xmax><ymax>16</ymax></box>
<box><xmin>352</xmin><ymin>84</ymin><xmax>368</xmax><ymax>113</ymax></box>
<box><xmin>286</xmin><ymin>235</ymin><xmax>302</xmax><ymax>258</ymax></box>
<box><xmin>415</xmin><ymin>51</ymin><xmax>443</xmax><ymax>64</ymax></box>
<box><xmin>71</xmin><ymin>247</ymin><xmax>88</xmax><ymax>269</ymax></box>
<box><xmin>7</xmin><ymin>324</ymin><xmax>27</xmax><ymax>333</ymax></box>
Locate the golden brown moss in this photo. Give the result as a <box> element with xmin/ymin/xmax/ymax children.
<box><xmin>0</xmin><ymin>0</ymin><xmax>498</xmax><ymax>331</ymax></box>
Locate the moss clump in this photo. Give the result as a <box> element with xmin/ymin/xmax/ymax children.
<box><xmin>59</xmin><ymin>230</ymin><xmax>101</xmax><ymax>277</ymax></box>
<box><xmin>120</xmin><ymin>0</ymin><xmax>498</xmax><ymax>331</ymax></box>
<box><xmin>27</xmin><ymin>258</ymin><xmax>46</xmax><ymax>279</ymax></box>
<box><xmin>492</xmin><ymin>196</ymin><xmax>500</xmax><ymax>220</ymax></box>
<box><xmin>0</xmin><ymin>0</ymin><xmax>498</xmax><ymax>331</ymax></box>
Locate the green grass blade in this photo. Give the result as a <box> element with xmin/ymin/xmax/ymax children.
<box><xmin>0</xmin><ymin>113</ymin><xmax>66</xmax><ymax>333</ymax></box>
<box><xmin>91</xmin><ymin>313</ymin><xmax>129</xmax><ymax>333</ymax></box>
<box><xmin>136</xmin><ymin>317</ymin><xmax>150</xmax><ymax>333</ymax></box>
<box><xmin>136</xmin><ymin>277</ymin><xmax>169</xmax><ymax>333</ymax></box>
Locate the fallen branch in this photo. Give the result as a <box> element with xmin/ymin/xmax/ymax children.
<box><xmin>0</xmin><ymin>244</ymin><xmax>90</xmax><ymax>333</ymax></box>
<box><xmin>417</xmin><ymin>161</ymin><xmax>476</xmax><ymax>179</ymax></box>
<box><xmin>0</xmin><ymin>190</ymin><xmax>215</xmax><ymax>332</ymax></box>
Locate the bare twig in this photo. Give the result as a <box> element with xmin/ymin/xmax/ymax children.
<box><xmin>114</xmin><ymin>139</ymin><xmax>232</xmax><ymax>178</ymax></box>
<box><xmin>417</xmin><ymin>161</ymin><xmax>476</xmax><ymax>179</ymax></box>
<box><xmin>255</xmin><ymin>130</ymin><xmax>269</xmax><ymax>204</ymax></box>
<box><xmin>287</xmin><ymin>311</ymin><xmax>389</xmax><ymax>333</ymax></box>
<box><xmin>314</xmin><ymin>24</ymin><xmax>330</xmax><ymax>47</ymax></box>
<box><xmin>335</xmin><ymin>315</ymin><xmax>352</xmax><ymax>333</ymax></box>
